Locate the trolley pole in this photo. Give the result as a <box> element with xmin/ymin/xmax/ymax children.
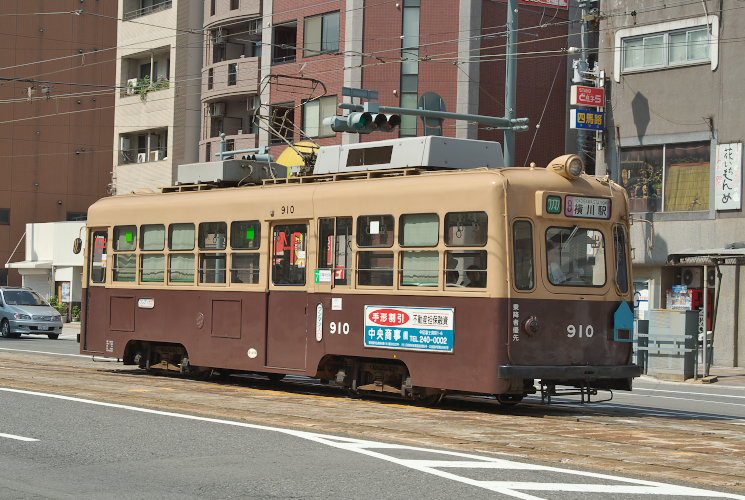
<box><xmin>503</xmin><ymin>0</ymin><xmax>518</xmax><ymax>167</ymax></box>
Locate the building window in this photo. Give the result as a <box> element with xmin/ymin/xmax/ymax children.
<box><xmin>304</xmin><ymin>12</ymin><xmax>340</xmax><ymax>56</ymax></box>
<box><xmin>272</xmin><ymin>22</ymin><xmax>297</xmax><ymax>64</ymax></box>
<box><xmin>66</xmin><ymin>212</ymin><xmax>87</xmax><ymax>221</ymax></box>
<box><xmin>400</xmin><ymin>0</ymin><xmax>420</xmax><ymax>136</ymax></box>
<box><xmin>230</xmin><ymin>0</ymin><xmax>239</xmax><ymax>10</ymax></box>
<box><xmin>227</xmin><ymin>63</ymin><xmax>237</xmax><ymax>86</ymax></box>
<box><xmin>210</xmin><ymin>0</ymin><xmax>215</xmax><ymax>16</ymax></box>
<box><xmin>622</xmin><ymin>27</ymin><xmax>710</xmax><ymax>72</ymax></box>
<box><xmin>207</xmin><ymin>68</ymin><xmax>214</xmax><ymax>90</ymax></box>
<box><xmin>620</xmin><ymin>142</ymin><xmax>710</xmax><ymax>213</ymax></box>
<box><xmin>0</xmin><ymin>209</ymin><xmax>9</xmax><ymax>225</ymax></box>
<box><xmin>303</xmin><ymin>96</ymin><xmax>337</xmax><ymax>137</ymax></box>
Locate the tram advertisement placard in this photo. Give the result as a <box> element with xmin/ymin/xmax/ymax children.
<box><xmin>364</xmin><ymin>305</ymin><xmax>454</xmax><ymax>353</ymax></box>
<box><xmin>564</xmin><ymin>195</ymin><xmax>611</xmax><ymax>219</ymax></box>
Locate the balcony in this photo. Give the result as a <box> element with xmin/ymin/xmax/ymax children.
<box><xmin>202</xmin><ymin>58</ymin><xmax>260</xmax><ymax>101</ymax></box>
<box><xmin>118</xmin><ymin>129</ymin><xmax>168</xmax><ymax>165</ymax></box>
<box><xmin>204</xmin><ymin>0</ymin><xmax>261</xmax><ymax>28</ymax></box>
<box><xmin>123</xmin><ymin>0</ymin><xmax>172</xmax><ymax>21</ymax></box>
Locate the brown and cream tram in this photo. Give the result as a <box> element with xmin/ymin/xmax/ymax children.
<box><xmin>81</xmin><ymin>137</ymin><xmax>641</xmax><ymax>403</ymax></box>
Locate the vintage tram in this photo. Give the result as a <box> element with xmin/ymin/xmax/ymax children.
<box><xmin>81</xmin><ymin>137</ymin><xmax>641</xmax><ymax>403</ymax></box>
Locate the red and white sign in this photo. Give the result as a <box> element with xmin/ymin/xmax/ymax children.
<box><xmin>570</xmin><ymin>85</ymin><xmax>605</xmax><ymax>107</ymax></box>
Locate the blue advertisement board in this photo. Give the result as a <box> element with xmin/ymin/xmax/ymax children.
<box><xmin>364</xmin><ymin>305</ymin><xmax>454</xmax><ymax>353</ymax></box>
<box><xmin>570</xmin><ymin>109</ymin><xmax>604</xmax><ymax>131</ymax></box>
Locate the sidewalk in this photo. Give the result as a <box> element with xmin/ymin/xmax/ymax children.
<box><xmin>705</xmin><ymin>366</ymin><xmax>745</xmax><ymax>387</ymax></box>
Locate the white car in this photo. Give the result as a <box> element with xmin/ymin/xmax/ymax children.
<box><xmin>0</xmin><ymin>287</ymin><xmax>64</xmax><ymax>340</ymax></box>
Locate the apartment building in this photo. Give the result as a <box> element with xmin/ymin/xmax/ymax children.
<box><xmin>0</xmin><ymin>1</ymin><xmax>117</xmax><ymax>285</ymax></box>
<box><xmin>113</xmin><ymin>0</ymin><xmax>203</xmax><ymax>194</ymax></box>
<box><xmin>199</xmin><ymin>0</ymin><xmax>571</xmax><ymax>167</ymax></box>
<box><xmin>597</xmin><ymin>0</ymin><xmax>745</xmax><ymax>366</ymax></box>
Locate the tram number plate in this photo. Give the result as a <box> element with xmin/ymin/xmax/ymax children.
<box><xmin>567</xmin><ymin>324</ymin><xmax>594</xmax><ymax>338</ymax></box>
<box><xmin>565</xmin><ymin>196</ymin><xmax>611</xmax><ymax>219</ymax></box>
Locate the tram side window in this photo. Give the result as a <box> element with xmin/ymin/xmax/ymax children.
<box><xmin>113</xmin><ymin>225</ymin><xmax>136</xmax><ymax>282</ymax></box>
<box><xmin>169</xmin><ymin>254</ymin><xmax>195</xmax><ymax>283</ymax></box>
<box><xmin>357</xmin><ymin>215</ymin><xmax>394</xmax><ymax>247</ymax></box>
<box><xmin>199</xmin><ymin>222</ymin><xmax>227</xmax><ymax>284</ymax></box>
<box><xmin>141</xmin><ymin>254</ymin><xmax>165</xmax><ymax>282</ymax></box>
<box><xmin>231</xmin><ymin>220</ymin><xmax>260</xmax><ymax>250</ymax></box>
<box><xmin>169</xmin><ymin>223</ymin><xmax>195</xmax><ymax>250</ymax></box>
<box><xmin>399</xmin><ymin>213</ymin><xmax>438</xmax><ymax>247</ymax></box>
<box><xmin>445</xmin><ymin>212</ymin><xmax>487</xmax><ymax>246</ymax></box>
<box><xmin>401</xmin><ymin>251</ymin><xmax>438</xmax><ymax>287</ymax></box>
<box><xmin>90</xmin><ymin>231</ymin><xmax>107</xmax><ymax>283</ymax></box>
<box><xmin>546</xmin><ymin>227</ymin><xmax>606</xmax><ymax>287</ymax></box>
<box><xmin>513</xmin><ymin>220</ymin><xmax>534</xmax><ymax>290</ymax></box>
<box><xmin>272</xmin><ymin>224</ymin><xmax>307</xmax><ymax>286</ymax></box>
<box><xmin>141</xmin><ymin>224</ymin><xmax>165</xmax><ymax>250</ymax></box>
<box><xmin>140</xmin><ymin>224</ymin><xmax>165</xmax><ymax>283</ymax></box>
<box><xmin>318</xmin><ymin>217</ymin><xmax>352</xmax><ymax>286</ymax></box>
<box><xmin>231</xmin><ymin>220</ymin><xmax>261</xmax><ymax>284</ymax></box>
<box><xmin>357</xmin><ymin>251</ymin><xmax>394</xmax><ymax>286</ymax></box>
<box><xmin>614</xmin><ymin>225</ymin><xmax>629</xmax><ymax>293</ymax></box>
<box><xmin>446</xmin><ymin>251</ymin><xmax>487</xmax><ymax>288</ymax></box>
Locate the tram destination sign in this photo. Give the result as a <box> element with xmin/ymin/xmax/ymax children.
<box><xmin>364</xmin><ymin>305</ymin><xmax>454</xmax><ymax>353</ymax></box>
<box><xmin>565</xmin><ymin>195</ymin><xmax>611</xmax><ymax>219</ymax></box>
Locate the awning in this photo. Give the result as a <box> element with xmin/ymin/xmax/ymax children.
<box><xmin>5</xmin><ymin>260</ymin><xmax>53</xmax><ymax>270</ymax></box>
<box><xmin>668</xmin><ymin>248</ymin><xmax>745</xmax><ymax>266</ymax></box>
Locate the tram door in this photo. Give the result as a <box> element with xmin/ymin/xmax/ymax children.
<box><xmin>266</xmin><ymin>223</ymin><xmax>309</xmax><ymax>370</ymax></box>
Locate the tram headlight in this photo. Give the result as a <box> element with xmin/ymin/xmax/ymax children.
<box><xmin>548</xmin><ymin>154</ymin><xmax>584</xmax><ymax>180</ymax></box>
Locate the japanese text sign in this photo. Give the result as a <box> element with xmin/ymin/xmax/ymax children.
<box><xmin>570</xmin><ymin>85</ymin><xmax>605</xmax><ymax>107</ymax></box>
<box><xmin>570</xmin><ymin>109</ymin><xmax>604</xmax><ymax>131</ymax></box>
<box><xmin>715</xmin><ymin>142</ymin><xmax>742</xmax><ymax>211</ymax></box>
<box><xmin>364</xmin><ymin>305</ymin><xmax>454</xmax><ymax>353</ymax></box>
<box><xmin>565</xmin><ymin>196</ymin><xmax>611</xmax><ymax>219</ymax></box>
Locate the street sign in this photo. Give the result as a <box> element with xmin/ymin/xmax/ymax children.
<box><xmin>570</xmin><ymin>85</ymin><xmax>605</xmax><ymax>107</ymax></box>
<box><xmin>570</xmin><ymin>109</ymin><xmax>604</xmax><ymax>131</ymax></box>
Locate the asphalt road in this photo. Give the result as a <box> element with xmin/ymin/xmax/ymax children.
<box><xmin>2</xmin><ymin>387</ymin><xmax>744</xmax><ymax>500</ymax></box>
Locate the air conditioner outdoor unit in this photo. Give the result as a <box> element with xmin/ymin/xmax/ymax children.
<box><xmin>209</xmin><ymin>102</ymin><xmax>226</xmax><ymax>117</ymax></box>
<box><xmin>681</xmin><ymin>267</ymin><xmax>703</xmax><ymax>288</ymax></box>
<box><xmin>126</xmin><ymin>78</ymin><xmax>138</xmax><ymax>95</ymax></box>
<box><xmin>150</xmin><ymin>150</ymin><xmax>165</xmax><ymax>161</ymax></box>
<box><xmin>137</xmin><ymin>152</ymin><xmax>147</xmax><ymax>163</ymax></box>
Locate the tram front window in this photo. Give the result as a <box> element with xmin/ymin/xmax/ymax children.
<box><xmin>546</xmin><ymin>227</ymin><xmax>606</xmax><ymax>287</ymax></box>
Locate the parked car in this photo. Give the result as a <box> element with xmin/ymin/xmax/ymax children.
<box><xmin>0</xmin><ymin>287</ymin><xmax>64</xmax><ymax>339</ymax></box>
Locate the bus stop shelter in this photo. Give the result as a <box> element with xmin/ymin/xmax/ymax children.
<box><xmin>667</xmin><ymin>247</ymin><xmax>745</xmax><ymax>378</ymax></box>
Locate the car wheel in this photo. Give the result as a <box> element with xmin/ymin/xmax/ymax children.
<box><xmin>47</xmin><ymin>333</ymin><xmax>60</xmax><ymax>340</ymax></box>
<box><xmin>0</xmin><ymin>319</ymin><xmax>10</xmax><ymax>338</ymax></box>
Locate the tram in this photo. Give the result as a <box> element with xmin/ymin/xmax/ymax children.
<box><xmin>80</xmin><ymin>136</ymin><xmax>641</xmax><ymax>403</ymax></box>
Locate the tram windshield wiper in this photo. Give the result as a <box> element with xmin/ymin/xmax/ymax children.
<box><xmin>565</xmin><ymin>225</ymin><xmax>580</xmax><ymax>246</ymax></box>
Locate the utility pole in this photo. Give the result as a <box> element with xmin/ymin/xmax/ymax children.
<box><xmin>503</xmin><ymin>0</ymin><xmax>518</xmax><ymax>167</ymax></box>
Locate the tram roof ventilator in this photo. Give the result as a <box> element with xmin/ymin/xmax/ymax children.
<box><xmin>175</xmin><ymin>158</ymin><xmax>286</xmax><ymax>187</ymax></box>
<box><xmin>311</xmin><ymin>136</ymin><xmax>504</xmax><ymax>175</ymax></box>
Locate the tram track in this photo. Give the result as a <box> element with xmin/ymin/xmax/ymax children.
<box><xmin>1</xmin><ymin>350</ymin><xmax>745</xmax><ymax>491</ymax></box>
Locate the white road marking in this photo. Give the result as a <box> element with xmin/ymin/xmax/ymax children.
<box><xmin>2</xmin><ymin>387</ymin><xmax>744</xmax><ymax>499</ymax></box>
<box><xmin>0</xmin><ymin>347</ymin><xmax>115</xmax><ymax>361</ymax></box>
<box><xmin>633</xmin><ymin>387</ymin><xmax>745</xmax><ymax>399</ymax></box>
<box><xmin>0</xmin><ymin>432</ymin><xmax>38</xmax><ymax>442</ymax></box>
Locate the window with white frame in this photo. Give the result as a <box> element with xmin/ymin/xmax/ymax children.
<box><xmin>622</xmin><ymin>26</ymin><xmax>710</xmax><ymax>72</ymax></box>
<box><xmin>304</xmin><ymin>12</ymin><xmax>340</xmax><ymax>56</ymax></box>
<box><xmin>303</xmin><ymin>96</ymin><xmax>337</xmax><ymax>138</ymax></box>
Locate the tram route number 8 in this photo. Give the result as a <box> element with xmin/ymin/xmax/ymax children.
<box><xmin>330</xmin><ymin>322</ymin><xmax>350</xmax><ymax>335</ymax></box>
<box><xmin>567</xmin><ymin>324</ymin><xmax>594</xmax><ymax>338</ymax></box>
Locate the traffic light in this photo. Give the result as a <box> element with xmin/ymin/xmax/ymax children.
<box><xmin>323</xmin><ymin>112</ymin><xmax>400</xmax><ymax>134</ymax></box>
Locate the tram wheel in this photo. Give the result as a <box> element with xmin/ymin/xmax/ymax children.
<box><xmin>496</xmin><ymin>394</ymin><xmax>524</xmax><ymax>407</ymax></box>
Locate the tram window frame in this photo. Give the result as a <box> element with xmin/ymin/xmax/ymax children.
<box><xmin>199</xmin><ymin>222</ymin><xmax>227</xmax><ymax>250</ymax></box>
<box><xmin>231</xmin><ymin>253</ymin><xmax>260</xmax><ymax>284</ymax></box>
<box><xmin>113</xmin><ymin>225</ymin><xmax>137</xmax><ymax>251</ymax></box>
<box><xmin>400</xmin><ymin>250</ymin><xmax>439</xmax><ymax>287</ymax></box>
<box><xmin>614</xmin><ymin>224</ymin><xmax>630</xmax><ymax>294</ymax></box>
<box><xmin>318</xmin><ymin>217</ymin><xmax>353</xmax><ymax>286</ymax></box>
<box><xmin>169</xmin><ymin>253</ymin><xmax>195</xmax><ymax>283</ymax></box>
<box><xmin>169</xmin><ymin>223</ymin><xmax>195</xmax><ymax>251</ymax></box>
<box><xmin>89</xmin><ymin>230</ymin><xmax>108</xmax><ymax>284</ymax></box>
<box><xmin>512</xmin><ymin>220</ymin><xmax>535</xmax><ymax>291</ymax></box>
<box><xmin>199</xmin><ymin>252</ymin><xmax>227</xmax><ymax>284</ymax></box>
<box><xmin>231</xmin><ymin>220</ymin><xmax>261</xmax><ymax>250</ymax></box>
<box><xmin>545</xmin><ymin>226</ymin><xmax>607</xmax><ymax>287</ymax></box>
<box><xmin>357</xmin><ymin>251</ymin><xmax>394</xmax><ymax>287</ymax></box>
<box><xmin>357</xmin><ymin>215</ymin><xmax>394</xmax><ymax>248</ymax></box>
<box><xmin>272</xmin><ymin>224</ymin><xmax>308</xmax><ymax>286</ymax></box>
<box><xmin>444</xmin><ymin>212</ymin><xmax>487</xmax><ymax>247</ymax></box>
<box><xmin>140</xmin><ymin>224</ymin><xmax>165</xmax><ymax>251</ymax></box>
<box><xmin>399</xmin><ymin>213</ymin><xmax>439</xmax><ymax>247</ymax></box>
<box><xmin>141</xmin><ymin>254</ymin><xmax>165</xmax><ymax>282</ymax></box>
<box><xmin>445</xmin><ymin>250</ymin><xmax>487</xmax><ymax>288</ymax></box>
<box><xmin>113</xmin><ymin>253</ymin><xmax>136</xmax><ymax>282</ymax></box>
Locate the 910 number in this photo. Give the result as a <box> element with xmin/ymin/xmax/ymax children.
<box><xmin>329</xmin><ymin>322</ymin><xmax>350</xmax><ymax>335</ymax></box>
<box><xmin>567</xmin><ymin>324</ymin><xmax>594</xmax><ymax>338</ymax></box>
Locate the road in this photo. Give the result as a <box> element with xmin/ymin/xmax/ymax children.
<box><xmin>1</xmin><ymin>330</ymin><xmax>745</xmax><ymax>498</ymax></box>
<box><xmin>2</xmin><ymin>387</ymin><xmax>744</xmax><ymax>500</ymax></box>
